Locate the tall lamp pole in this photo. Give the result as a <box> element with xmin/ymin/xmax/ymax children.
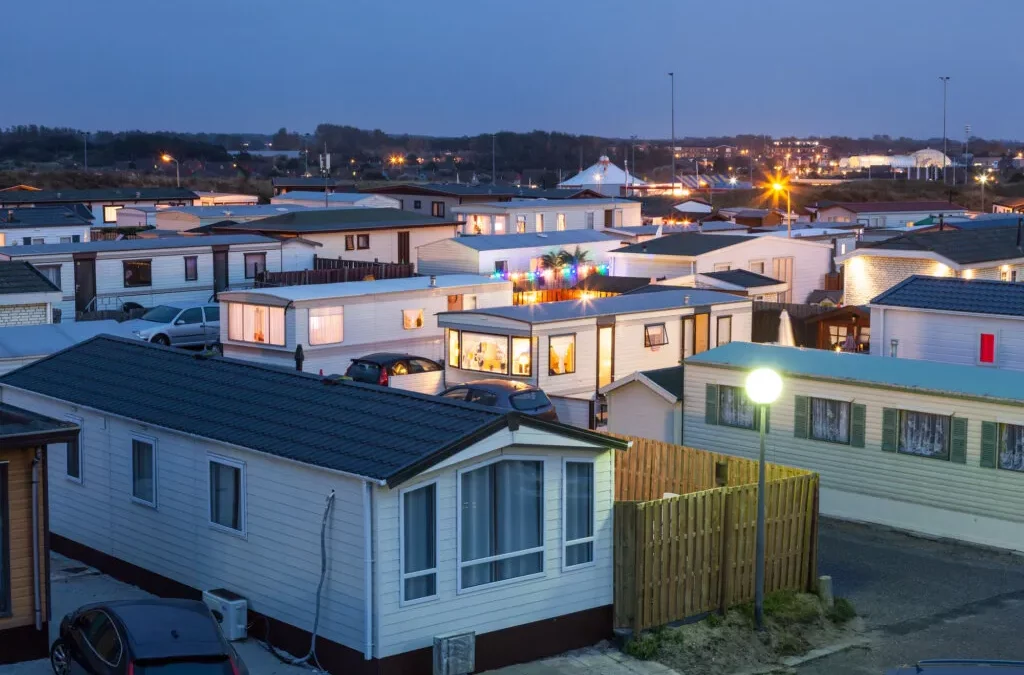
<box><xmin>939</xmin><ymin>76</ymin><xmax>950</xmax><ymax>185</ymax></box>
<box><xmin>669</xmin><ymin>72</ymin><xmax>677</xmax><ymax>196</ymax></box>
<box><xmin>976</xmin><ymin>173</ymin><xmax>991</xmax><ymax>213</ymax></box>
<box><xmin>83</xmin><ymin>132</ymin><xmax>89</xmax><ymax>171</ymax></box>
<box><xmin>745</xmin><ymin>368</ymin><xmax>783</xmax><ymax>631</ymax></box>
<box><xmin>160</xmin><ymin>154</ymin><xmax>180</xmax><ymax>187</ymax></box>
<box><xmin>772</xmin><ymin>182</ymin><xmax>792</xmax><ymax>238</ymax></box>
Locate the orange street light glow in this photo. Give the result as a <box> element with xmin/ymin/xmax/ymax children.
<box><xmin>161</xmin><ymin>154</ymin><xmax>173</xmax><ymax>162</ymax></box>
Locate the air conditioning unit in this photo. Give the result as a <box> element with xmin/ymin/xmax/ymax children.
<box><xmin>433</xmin><ymin>630</ymin><xmax>475</xmax><ymax>675</ymax></box>
<box><xmin>202</xmin><ymin>588</ymin><xmax>248</xmax><ymax>641</ymax></box>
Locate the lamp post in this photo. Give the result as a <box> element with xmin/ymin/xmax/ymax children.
<box><xmin>772</xmin><ymin>182</ymin><xmax>792</xmax><ymax>238</ymax></box>
<box><xmin>161</xmin><ymin>154</ymin><xmax>180</xmax><ymax>187</ymax></box>
<box><xmin>976</xmin><ymin>173</ymin><xmax>992</xmax><ymax>213</ymax></box>
<box><xmin>939</xmin><ymin>76</ymin><xmax>950</xmax><ymax>185</ymax></box>
<box><xmin>745</xmin><ymin>367</ymin><xmax>783</xmax><ymax>631</ymax></box>
<box><xmin>669</xmin><ymin>72</ymin><xmax>677</xmax><ymax>196</ymax></box>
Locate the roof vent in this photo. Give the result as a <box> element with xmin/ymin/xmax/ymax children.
<box><xmin>684</xmin><ymin>294</ymin><xmax>691</xmax><ymax>305</ymax></box>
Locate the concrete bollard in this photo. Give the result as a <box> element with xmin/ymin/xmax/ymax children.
<box><xmin>818</xmin><ymin>575</ymin><xmax>834</xmax><ymax>608</ymax></box>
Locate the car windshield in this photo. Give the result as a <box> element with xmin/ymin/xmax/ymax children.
<box><xmin>140</xmin><ymin>306</ymin><xmax>181</xmax><ymax>323</ymax></box>
<box><xmin>509</xmin><ymin>390</ymin><xmax>551</xmax><ymax>411</ymax></box>
<box><xmin>345</xmin><ymin>361</ymin><xmax>381</xmax><ymax>383</ymax></box>
<box><xmin>134</xmin><ymin>658</ymin><xmax>233</xmax><ymax>674</ymax></box>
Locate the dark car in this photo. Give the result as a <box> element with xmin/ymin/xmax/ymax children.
<box><xmin>344</xmin><ymin>352</ymin><xmax>442</xmax><ymax>386</ymax></box>
<box><xmin>439</xmin><ymin>379</ymin><xmax>559</xmax><ymax>421</ymax></box>
<box><xmin>887</xmin><ymin>660</ymin><xmax>1024</xmax><ymax>674</ymax></box>
<box><xmin>50</xmin><ymin>599</ymin><xmax>248</xmax><ymax>675</ymax></box>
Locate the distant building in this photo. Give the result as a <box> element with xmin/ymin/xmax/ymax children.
<box><xmin>363</xmin><ymin>183</ymin><xmax>602</xmax><ymax>219</ymax></box>
<box><xmin>271</xmin><ymin>177</ymin><xmax>356</xmax><ymax>196</ymax></box>
<box><xmin>770</xmin><ymin>140</ymin><xmax>830</xmax><ymax>167</ymax></box>
<box><xmin>557</xmin><ymin>156</ymin><xmax>647</xmax><ymax>196</ymax></box>
<box><xmin>0</xmin><ymin>207</ymin><xmax>91</xmax><ymax>246</ymax></box>
<box><xmin>0</xmin><ymin>261</ymin><xmax>61</xmax><ymax>327</ymax></box>
<box><xmin>0</xmin><ymin>188</ymin><xmax>197</xmax><ymax>226</ymax></box>
<box><xmin>993</xmin><ymin>197</ymin><xmax>1024</xmax><ymax>214</ymax></box>
<box><xmin>451</xmin><ymin>198</ymin><xmax>641</xmax><ymax>236</ymax></box>
<box><xmin>271</xmin><ymin>192</ymin><xmax>400</xmax><ymax>210</ymax></box>
<box><xmin>814</xmin><ymin>201</ymin><xmax>967</xmax><ymax>229</ymax></box>
<box><xmin>675</xmin><ymin>145</ymin><xmax>735</xmax><ymax>160</ymax></box>
<box><xmin>194</xmin><ymin>191</ymin><xmax>259</xmax><ymax>206</ymax></box>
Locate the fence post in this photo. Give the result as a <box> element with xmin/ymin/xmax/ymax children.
<box><xmin>806</xmin><ymin>476</ymin><xmax>820</xmax><ymax>591</ymax></box>
<box><xmin>719</xmin><ymin>489</ymin><xmax>734</xmax><ymax>614</ymax></box>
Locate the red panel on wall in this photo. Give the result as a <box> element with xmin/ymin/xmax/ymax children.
<box><xmin>980</xmin><ymin>333</ymin><xmax>996</xmax><ymax>363</ymax></box>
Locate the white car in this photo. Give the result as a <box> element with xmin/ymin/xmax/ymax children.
<box><xmin>123</xmin><ymin>302</ymin><xmax>220</xmax><ymax>348</ymax></box>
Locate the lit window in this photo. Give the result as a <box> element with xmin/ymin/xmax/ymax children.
<box><xmin>556</xmin><ymin>213</ymin><xmax>566</xmax><ymax>231</ymax></box>
<box><xmin>209</xmin><ymin>456</ymin><xmax>244</xmax><ymax>533</ymax></box>
<box><xmin>493</xmin><ymin>216</ymin><xmax>506</xmax><ymax>233</ymax></box>
<box><xmin>644</xmin><ymin>323</ymin><xmax>668</xmax><ymax>347</ymax></box>
<box><xmin>401</xmin><ymin>483</ymin><xmax>437</xmax><ymax>602</ymax></box>
<box><xmin>448</xmin><ymin>329</ymin><xmax>461</xmax><ymax>367</ymax></box>
<box><xmin>123</xmin><ymin>260</ymin><xmax>152</xmax><ymax>288</ymax></box>
<box><xmin>511</xmin><ymin>336</ymin><xmax>531</xmax><ymax>376</ymax></box>
<box><xmin>459</xmin><ymin>460</ymin><xmax>544</xmax><ymax>590</ymax></box>
<box><xmin>131</xmin><ymin>437</ymin><xmax>156</xmax><ymax>507</ymax></box>
<box><xmin>564</xmin><ymin>461</ymin><xmax>595</xmax><ymax>568</ymax></box>
<box><xmin>536</xmin><ymin>213</ymin><xmax>544</xmax><ymax>233</ymax></box>
<box><xmin>244</xmin><ymin>253</ymin><xmax>266</xmax><ymax>279</ymax></box>
<box><xmin>227</xmin><ymin>302</ymin><xmax>286</xmax><ymax>346</ymax></box>
<box><xmin>515</xmin><ymin>216</ymin><xmax>527</xmax><ymax>233</ymax></box>
<box><xmin>461</xmin><ymin>332</ymin><xmax>508</xmax><ymax>374</ymax></box>
<box><xmin>103</xmin><ymin>205</ymin><xmax>122</xmax><ymax>223</ymax></box>
<box><xmin>402</xmin><ymin>309</ymin><xmax>424</xmax><ymax>330</ymax></box>
<box><xmin>309</xmin><ymin>306</ymin><xmax>343</xmax><ymax>345</ymax></box>
<box><xmin>548</xmin><ymin>334</ymin><xmax>576</xmax><ymax>375</ymax></box>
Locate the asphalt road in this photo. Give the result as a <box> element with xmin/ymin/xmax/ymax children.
<box><xmin>797</xmin><ymin>519</ymin><xmax>1024</xmax><ymax>674</ymax></box>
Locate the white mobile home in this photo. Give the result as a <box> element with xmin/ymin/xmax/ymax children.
<box><xmin>815</xmin><ymin>200</ymin><xmax>967</xmax><ymax>229</ymax></box>
<box><xmin>0</xmin><ymin>235</ymin><xmax>296</xmax><ymax>319</ymax></box>
<box><xmin>0</xmin><ymin>261</ymin><xmax>62</xmax><ymax>326</ymax></box>
<box><xmin>609</xmin><ymin>232</ymin><xmax>833</xmax><ymax>303</ymax></box>
<box><xmin>218</xmin><ymin>275</ymin><xmax>512</xmax><ymax>376</ymax></box>
<box><xmin>0</xmin><ymin>188</ymin><xmax>198</xmax><ymax>225</ymax></box>
<box><xmin>437</xmin><ymin>289</ymin><xmax>752</xmax><ymax>428</ymax></box>
<box><xmin>0</xmin><ymin>207</ymin><xmax>92</xmax><ymax>246</ymax></box>
<box><xmin>271</xmin><ymin>191</ymin><xmax>401</xmax><ymax>210</ymax></box>
<box><xmin>683</xmin><ymin>342</ymin><xmax>1024</xmax><ymax>553</ymax></box>
<box><xmin>451</xmin><ymin>198</ymin><xmax>642</xmax><ymax>236</ymax></box>
<box><xmin>415</xmin><ymin>230</ymin><xmax>625</xmax><ymax>278</ymax></box>
<box><xmin>195</xmin><ymin>191</ymin><xmax>260</xmax><ymax>206</ymax></box>
<box><xmin>600</xmin><ymin>365</ymin><xmax>683</xmax><ymax>443</ymax></box>
<box><xmin>0</xmin><ymin>336</ymin><xmax>628</xmax><ymax>674</ymax></box>
<box><xmin>153</xmin><ymin>205</ymin><xmax>311</xmax><ymax>232</ymax></box>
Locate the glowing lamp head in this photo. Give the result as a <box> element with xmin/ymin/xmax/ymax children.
<box><xmin>745</xmin><ymin>368</ymin><xmax>783</xmax><ymax>405</ymax></box>
<box><xmin>161</xmin><ymin>154</ymin><xmax>173</xmax><ymax>163</ymax></box>
<box><xmin>772</xmin><ymin>182</ymin><xmax>784</xmax><ymax>192</ymax></box>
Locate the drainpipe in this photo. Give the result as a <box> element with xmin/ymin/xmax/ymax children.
<box><xmin>362</xmin><ymin>481</ymin><xmax>374</xmax><ymax>660</ymax></box>
<box><xmin>31</xmin><ymin>448</ymin><xmax>42</xmax><ymax>631</ymax></box>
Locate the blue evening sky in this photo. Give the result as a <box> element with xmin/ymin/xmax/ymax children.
<box><xmin>4</xmin><ymin>0</ymin><xmax>1022</xmax><ymax>139</ymax></box>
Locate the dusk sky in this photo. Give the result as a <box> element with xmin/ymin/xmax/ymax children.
<box><xmin>5</xmin><ymin>0</ymin><xmax>1022</xmax><ymax>139</ymax></box>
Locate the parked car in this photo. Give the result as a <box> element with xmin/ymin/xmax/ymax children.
<box><xmin>344</xmin><ymin>352</ymin><xmax>442</xmax><ymax>386</ymax></box>
<box><xmin>123</xmin><ymin>303</ymin><xmax>220</xmax><ymax>348</ymax></box>
<box><xmin>439</xmin><ymin>379</ymin><xmax>559</xmax><ymax>421</ymax></box>
<box><xmin>50</xmin><ymin>598</ymin><xmax>248</xmax><ymax>674</ymax></box>
<box><xmin>887</xmin><ymin>660</ymin><xmax>1024</xmax><ymax>674</ymax></box>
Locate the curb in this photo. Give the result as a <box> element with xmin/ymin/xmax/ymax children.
<box><xmin>729</xmin><ymin>636</ymin><xmax>871</xmax><ymax>675</ymax></box>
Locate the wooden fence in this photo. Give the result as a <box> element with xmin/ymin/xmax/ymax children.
<box><xmin>612</xmin><ymin>436</ymin><xmax>819</xmax><ymax>633</ymax></box>
<box><xmin>511</xmin><ymin>288</ymin><xmax>618</xmax><ymax>305</ymax></box>
<box><xmin>256</xmin><ymin>257</ymin><xmax>414</xmax><ymax>287</ymax></box>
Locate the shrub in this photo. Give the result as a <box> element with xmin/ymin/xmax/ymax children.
<box><xmin>705</xmin><ymin>613</ymin><xmax>724</xmax><ymax>628</ymax></box>
<box><xmin>827</xmin><ymin>597</ymin><xmax>857</xmax><ymax>624</ymax></box>
<box><xmin>774</xmin><ymin>632</ymin><xmax>810</xmax><ymax>656</ymax></box>
<box><xmin>624</xmin><ymin>633</ymin><xmax>661</xmax><ymax>660</ymax></box>
<box><xmin>763</xmin><ymin>591</ymin><xmax>822</xmax><ymax>626</ymax></box>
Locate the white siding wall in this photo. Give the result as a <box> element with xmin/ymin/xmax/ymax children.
<box><xmin>691</xmin><ymin>239</ymin><xmax>831</xmax><ymax>304</ymax></box>
<box><xmin>871</xmin><ymin>306</ymin><xmax>1024</xmax><ymax>370</ymax></box>
<box><xmin>307</xmin><ymin>227</ymin><xmax>458</xmax><ymax>268</ymax></box>
<box><xmin>606</xmin><ymin>383</ymin><xmax>680</xmax><ymax>443</ymax></box>
<box><xmin>0</xmin><ymin>225</ymin><xmax>91</xmax><ymax>246</ymax></box>
<box><xmin>609</xmin><ymin>255</ymin><xmax>694</xmax><ymax>279</ymax></box>
<box><xmin>281</xmin><ymin>241</ymin><xmax>316</xmax><ymax>272</ymax></box>
<box><xmin>373</xmin><ymin>442</ymin><xmax>615</xmax><ymax>658</ymax></box>
<box><xmin>477</xmin><ymin>240</ymin><xmax>623</xmax><ymax>277</ymax></box>
<box><xmin>682</xmin><ymin>364</ymin><xmax>1024</xmax><ymax>552</ymax></box>
<box><xmin>535</xmin><ymin>320</ymin><xmax>597</xmax><ymax>397</ymax></box>
<box><xmin>844</xmin><ymin>256</ymin><xmax>954</xmax><ymax>306</ymax></box>
<box><xmin>415</xmin><ymin>240</ymin><xmax>480</xmax><ymax>276</ymax></box>
<box><xmin>0</xmin><ymin>387</ymin><xmax>369</xmax><ymax>652</ymax></box>
<box><xmin>455</xmin><ymin>203</ymin><xmax>641</xmax><ymax>236</ymax></box>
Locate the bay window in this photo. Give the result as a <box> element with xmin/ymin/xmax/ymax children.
<box><xmin>309</xmin><ymin>306</ymin><xmax>343</xmax><ymax>345</ymax></box>
<box><xmin>460</xmin><ymin>459</ymin><xmax>544</xmax><ymax>590</ymax></box>
<box><xmin>898</xmin><ymin>410</ymin><xmax>949</xmax><ymax>459</ymax></box>
<box><xmin>401</xmin><ymin>482</ymin><xmax>437</xmax><ymax>602</ymax></box>
<box><xmin>564</xmin><ymin>460</ymin><xmax>595</xmax><ymax>568</ymax></box>
<box><xmin>227</xmin><ymin>302</ymin><xmax>285</xmax><ymax>346</ymax></box>
<box><xmin>548</xmin><ymin>334</ymin><xmax>576</xmax><ymax>375</ymax></box>
<box><xmin>449</xmin><ymin>330</ymin><xmax>531</xmax><ymax>376</ymax></box>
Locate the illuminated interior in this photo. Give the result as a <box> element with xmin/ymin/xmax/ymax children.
<box><xmin>548</xmin><ymin>334</ymin><xmax>576</xmax><ymax>375</ymax></box>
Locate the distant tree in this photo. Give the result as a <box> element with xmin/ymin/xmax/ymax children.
<box><xmin>559</xmin><ymin>246</ymin><xmax>592</xmax><ymax>269</ymax></box>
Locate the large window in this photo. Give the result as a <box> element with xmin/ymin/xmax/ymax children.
<box><xmin>718</xmin><ymin>385</ymin><xmax>759</xmax><ymax>430</ymax></box>
<box><xmin>999</xmin><ymin>423</ymin><xmax>1024</xmax><ymax>473</ymax></box>
<box><xmin>357</xmin><ymin>234</ymin><xmax>370</xmax><ymax>249</ymax></box>
<box><xmin>228</xmin><ymin>303</ymin><xmax>285</xmax><ymax>346</ymax></box>
<box><xmin>244</xmin><ymin>252</ymin><xmax>266</xmax><ymax>279</ymax></box>
<box><xmin>548</xmin><ymin>334</ymin><xmax>576</xmax><ymax>376</ymax></box>
<box><xmin>122</xmin><ymin>260</ymin><xmax>152</xmax><ymax>288</ymax></box>
<box><xmin>103</xmin><ymin>205</ymin><xmax>122</xmax><ymax>223</ymax></box>
<box><xmin>402</xmin><ymin>309</ymin><xmax>424</xmax><ymax>330</ymax></box>
<box><xmin>184</xmin><ymin>256</ymin><xmax>198</xmax><ymax>281</ymax></box>
<box><xmin>36</xmin><ymin>264</ymin><xmax>62</xmax><ymax>288</ymax></box>
<box><xmin>131</xmin><ymin>437</ymin><xmax>156</xmax><ymax>507</ymax></box>
<box><xmin>309</xmin><ymin>306</ymin><xmax>343</xmax><ymax>345</ymax></box>
<box><xmin>898</xmin><ymin>410</ymin><xmax>949</xmax><ymax>459</ymax></box>
<box><xmin>809</xmin><ymin>397</ymin><xmax>850</xmax><ymax>444</ymax></box>
<box><xmin>66</xmin><ymin>415</ymin><xmax>83</xmax><ymax>482</ymax></box>
<box><xmin>644</xmin><ymin>323</ymin><xmax>669</xmax><ymax>348</ymax></box>
<box><xmin>461</xmin><ymin>332</ymin><xmax>508</xmax><ymax>374</ymax></box>
<box><xmin>564</xmin><ymin>461</ymin><xmax>595</xmax><ymax>569</ymax></box>
<box><xmin>460</xmin><ymin>459</ymin><xmax>544</xmax><ymax>590</ymax></box>
<box><xmin>716</xmin><ymin>316</ymin><xmax>732</xmax><ymax>346</ymax></box>
<box><xmin>401</xmin><ymin>482</ymin><xmax>437</xmax><ymax>603</ymax></box>
<box><xmin>431</xmin><ymin>201</ymin><xmax>445</xmax><ymax>218</ymax></box>
<box><xmin>0</xmin><ymin>464</ymin><xmax>8</xmax><ymax>617</ymax></box>
<box><xmin>209</xmin><ymin>456</ymin><xmax>245</xmax><ymax>533</ymax></box>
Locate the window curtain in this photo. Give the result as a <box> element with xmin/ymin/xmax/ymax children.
<box><xmin>309</xmin><ymin>307</ymin><xmax>343</xmax><ymax>345</ymax></box>
<box><xmin>228</xmin><ymin>303</ymin><xmax>244</xmax><ymax>341</ymax></box>
<box><xmin>39</xmin><ymin>265</ymin><xmax>61</xmax><ymax>287</ymax></box>
<box><xmin>403</xmin><ymin>484</ymin><xmax>436</xmax><ymax>599</ymax></box>
<box><xmin>899</xmin><ymin>411</ymin><xmax>948</xmax><ymax>458</ymax></box>
<box><xmin>810</xmin><ymin>399</ymin><xmax>850</xmax><ymax>443</ymax></box>
<box><xmin>1001</xmin><ymin>424</ymin><xmax>1024</xmax><ymax>472</ymax></box>
<box><xmin>565</xmin><ymin>462</ymin><xmax>594</xmax><ymax>566</ymax></box>
<box><xmin>210</xmin><ymin>462</ymin><xmax>240</xmax><ymax>529</ymax></box>
<box><xmin>719</xmin><ymin>386</ymin><xmax>755</xmax><ymax>428</ymax></box>
<box><xmin>132</xmin><ymin>440</ymin><xmax>153</xmax><ymax>502</ymax></box>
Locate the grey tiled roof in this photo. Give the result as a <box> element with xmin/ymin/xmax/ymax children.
<box><xmin>870</xmin><ymin>275</ymin><xmax>1024</xmax><ymax>317</ymax></box>
<box><xmin>0</xmin><ymin>336</ymin><xmax>624</xmax><ymax>485</ymax></box>
<box><xmin>1</xmin><ymin>206</ymin><xmax>92</xmax><ymax>228</ymax></box>
<box><xmin>209</xmin><ymin>208</ymin><xmax>458</xmax><ymax>233</ymax></box>
<box><xmin>701</xmin><ymin>269</ymin><xmax>782</xmax><ymax>288</ymax></box>
<box><xmin>859</xmin><ymin>225</ymin><xmax>1024</xmax><ymax>265</ymax></box>
<box><xmin>0</xmin><ymin>234</ymin><xmax>275</xmax><ymax>257</ymax></box>
<box><xmin>0</xmin><ymin>261</ymin><xmax>61</xmax><ymax>295</ymax></box>
<box><xmin>0</xmin><ymin>188</ymin><xmax>198</xmax><ymax>205</ymax></box>
<box><xmin>616</xmin><ymin>233</ymin><xmax>753</xmax><ymax>256</ymax></box>
<box><xmin>642</xmin><ymin>365</ymin><xmax>683</xmax><ymax>401</ymax></box>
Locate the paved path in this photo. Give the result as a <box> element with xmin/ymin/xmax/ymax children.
<box><xmin>484</xmin><ymin>645</ymin><xmax>678</xmax><ymax>675</ymax></box>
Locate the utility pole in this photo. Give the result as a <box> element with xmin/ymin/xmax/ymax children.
<box><xmin>964</xmin><ymin>123</ymin><xmax>972</xmax><ymax>186</ymax></box>
<box><xmin>319</xmin><ymin>143</ymin><xmax>331</xmax><ymax>209</ymax></box>
<box><xmin>940</xmin><ymin>76</ymin><xmax>950</xmax><ymax>185</ymax></box>
<box><xmin>669</xmin><ymin>72</ymin><xmax>677</xmax><ymax>196</ymax></box>
<box><xmin>492</xmin><ymin>133</ymin><xmax>497</xmax><ymax>185</ymax></box>
<box><xmin>83</xmin><ymin>132</ymin><xmax>88</xmax><ymax>171</ymax></box>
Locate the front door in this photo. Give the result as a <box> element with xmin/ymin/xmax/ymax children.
<box><xmin>73</xmin><ymin>256</ymin><xmax>96</xmax><ymax>313</ymax></box>
<box><xmin>397</xmin><ymin>231</ymin><xmax>411</xmax><ymax>264</ymax></box>
<box><xmin>604</xmin><ymin>209</ymin><xmax>614</xmax><ymax>228</ymax></box>
<box><xmin>597</xmin><ymin>324</ymin><xmax>614</xmax><ymax>389</ymax></box>
<box><xmin>213</xmin><ymin>250</ymin><xmax>229</xmax><ymax>294</ymax></box>
<box><xmin>694</xmin><ymin>313</ymin><xmax>710</xmax><ymax>354</ymax></box>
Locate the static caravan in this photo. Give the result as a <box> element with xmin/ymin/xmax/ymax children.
<box><xmin>0</xmin><ymin>188</ymin><xmax>197</xmax><ymax>226</ymax></box>
<box><xmin>451</xmin><ymin>198</ymin><xmax>642</xmax><ymax>236</ymax></box>
<box><xmin>415</xmin><ymin>230</ymin><xmax>625</xmax><ymax>278</ymax></box>
<box><xmin>0</xmin><ymin>262</ymin><xmax>62</xmax><ymax>327</ymax></box>
<box><xmin>271</xmin><ymin>191</ymin><xmax>401</xmax><ymax>210</ymax></box>
<box><xmin>0</xmin><ymin>336</ymin><xmax>628</xmax><ymax>674</ymax></box>
<box><xmin>218</xmin><ymin>275</ymin><xmax>512</xmax><ymax>378</ymax></box>
<box><xmin>153</xmin><ymin>205</ymin><xmax>310</xmax><ymax>232</ymax></box>
<box><xmin>684</xmin><ymin>342</ymin><xmax>1024</xmax><ymax>553</ymax></box>
<box><xmin>0</xmin><ymin>207</ymin><xmax>92</xmax><ymax>247</ymax></box>
<box><xmin>437</xmin><ymin>289</ymin><xmax>752</xmax><ymax>428</ymax></box>
<box><xmin>0</xmin><ymin>235</ymin><xmax>294</xmax><ymax>320</ymax></box>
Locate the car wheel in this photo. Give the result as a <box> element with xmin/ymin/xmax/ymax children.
<box><xmin>151</xmin><ymin>335</ymin><xmax>170</xmax><ymax>346</ymax></box>
<box><xmin>50</xmin><ymin>638</ymin><xmax>70</xmax><ymax>675</ymax></box>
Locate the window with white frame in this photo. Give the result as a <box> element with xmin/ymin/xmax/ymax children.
<box><xmin>898</xmin><ymin>410</ymin><xmax>949</xmax><ymax>459</ymax></box>
<box><xmin>308</xmin><ymin>306</ymin><xmax>343</xmax><ymax>345</ymax></box>
<box><xmin>131</xmin><ymin>437</ymin><xmax>156</xmax><ymax>506</ymax></box>
<box><xmin>402</xmin><ymin>309</ymin><xmax>425</xmax><ymax>330</ymax></box>
<box><xmin>460</xmin><ymin>459</ymin><xmax>543</xmax><ymax>589</ymax></box>
<box><xmin>808</xmin><ymin>397</ymin><xmax>850</xmax><ymax>444</ymax></box>
<box><xmin>535</xmin><ymin>213</ymin><xmax>544</xmax><ymax>232</ymax></box>
<box><xmin>564</xmin><ymin>461</ymin><xmax>595</xmax><ymax>568</ymax></box>
<box><xmin>209</xmin><ymin>456</ymin><xmax>244</xmax><ymax>532</ymax></box>
<box><xmin>401</xmin><ymin>482</ymin><xmax>437</xmax><ymax>602</ymax></box>
<box><xmin>65</xmin><ymin>415</ymin><xmax>83</xmax><ymax>482</ymax></box>
<box><xmin>244</xmin><ymin>252</ymin><xmax>267</xmax><ymax>279</ymax></box>
<box><xmin>999</xmin><ymin>423</ymin><xmax>1024</xmax><ymax>473</ymax></box>
<box><xmin>716</xmin><ymin>316</ymin><xmax>732</xmax><ymax>346</ymax></box>
<box><xmin>515</xmin><ymin>215</ymin><xmax>527</xmax><ymax>233</ymax></box>
<box><xmin>103</xmin><ymin>205</ymin><xmax>122</xmax><ymax>223</ymax></box>
<box><xmin>644</xmin><ymin>323</ymin><xmax>668</xmax><ymax>347</ymax></box>
<box><xmin>585</xmin><ymin>211</ymin><xmax>595</xmax><ymax>229</ymax></box>
<box><xmin>227</xmin><ymin>302</ymin><xmax>285</xmax><ymax>346</ymax></box>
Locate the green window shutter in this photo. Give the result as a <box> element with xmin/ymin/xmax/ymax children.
<box><xmin>881</xmin><ymin>408</ymin><xmax>899</xmax><ymax>452</ymax></box>
<box><xmin>950</xmin><ymin>417</ymin><xmax>967</xmax><ymax>464</ymax></box>
<box><xmin>850</xmin><ymin>403</ymin><xmax>866</xmax><ymax>448</ymax></box>
<box><xmin>705</xmin><ymin>384</ymin><xmax>719</xmax><ymax>425</ymax></box>
<box><xmin>793</xmin><ymin>396</ymin><xmax>809</xmax><ymax>439</ymax></box>
<box><xmin>980</xmin><ymin>421</ymin><xmax>998</xmax><ymax>468</ymax></box>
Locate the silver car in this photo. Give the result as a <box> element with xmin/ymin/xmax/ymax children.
<box><xmin>125</xmin><ymin>303</ymin><xmax>220</xmax><ymax>348</ymax></box>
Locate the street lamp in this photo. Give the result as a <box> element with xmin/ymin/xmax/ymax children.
<box><xmin>669</xmin><ymin>72</ymin><xmax>677</xmax><ymax>199</ymax></box>
<box><xmin>772</xmin><ymin>182</ymin><xmax>792</xmax><ymax>238</ymax></box>
<box><xmin>976</xmin><ymin>173</ymin><xmax>993</xmax><ymax>212</ymax></box>
<box><xmin>161</xmin><ymin>154</ymin><xmax>180</xmax><ymax>187</ymax></box>
<box><xmin>939</xmin><ymin>76</ymin><xmax>950</xmax><ymax>185</ymax></box>
<box><xmin>745</xmin><ymin>367</ymin><xmax>783</xmax><ymax>631</ymax></box>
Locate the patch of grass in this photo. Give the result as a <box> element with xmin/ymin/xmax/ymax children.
<box><xmin>774</xmin><ymin>632</ymin><xmax>810</xmax><ymax>656</ymax></box>
<box><xmin>705</xmin><ymin>612</ymin><xmax>724</xmax><ymax>628</ymax></box>
<box><xmin>826</xmin><ymin>597</ymin><xmax>857</xmax><ymax>624</ymax></box>
<box><xmin>624</xmin><ymin>632</ymin><xmax>661</xmax><ymax>660</ymax></box>
<box><xmin>763</xmin><ymin>591</ymin><xmax>822</xmax><ymax>626</ymax></box>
